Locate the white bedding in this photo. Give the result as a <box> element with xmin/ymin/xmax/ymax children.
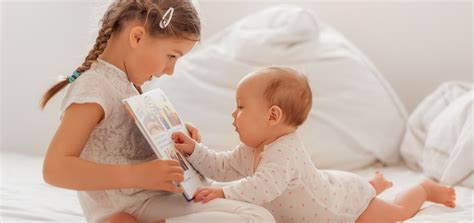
<box><xmin>1</xmin><ymin>152</ymin><xmax>472</xmax><ymax>222</ymax></box>
<box><xmin>401</xmin><ymin>82</ymin><xmax>474</xmax><ymax>187</ymax></box>
<box><xmin>354</xmin><ymin>164</ymin><xmax>473</xmax><ymax>222</ymax></box>
<box><xmin>1</xmin><ymin>152</ymin><xmax>85</xmax><ymax>222</ymax></box>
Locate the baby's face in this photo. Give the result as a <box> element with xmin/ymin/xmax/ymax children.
<box><xmin>232</xmin><ymin>75</ymin><xmax>271</xmax><ymax>149</ymax></box>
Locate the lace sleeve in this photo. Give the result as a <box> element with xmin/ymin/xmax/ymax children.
<box><xmin>60</xmin><ymin>71</ymin><xmax>111</xmax><ymax>123</ymax></box>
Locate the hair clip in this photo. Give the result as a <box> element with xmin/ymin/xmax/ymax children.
<box><xmin>159</xmin><ymin>7</ymin><xmax>174</xmax><ymax>29</ymax></box>
<box><xmin>67</xmin><ymin>70</ymin><xmax>81</xmax><ymax>84</ymax></box>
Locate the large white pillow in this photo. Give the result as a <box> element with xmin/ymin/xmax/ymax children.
<box><xmin>401</xmin><ymin>82</ymin><xmax>473</xmax><ymax>187</ymax></box>
<box><xmin>145</xmin><ymin>5</ymin><xmax>407</xmax><ymax>170</ymax></box>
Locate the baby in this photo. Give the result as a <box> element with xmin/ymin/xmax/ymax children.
<box><xmin>172</xmin><ymin>67</ymin><xmax>456</xmax><ymax>223</ymax></box>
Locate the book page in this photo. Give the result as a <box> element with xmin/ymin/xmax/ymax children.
<box><xmin>124</xmin><ymin>89</ymin><xmax>208</xmax><ymax>200</ymax></box>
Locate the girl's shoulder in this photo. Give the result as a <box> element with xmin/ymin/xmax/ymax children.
<box><xmin>60</xmin><ymin>68</ymin><xmax>113</xmax><ymax>120</ymax></box>
<box><xmin>73</xmin><ymin>68</ymin><xmax>107</xmax><ymax>86</ymax></box>
<box><xmin>65</xmin><ymin>68</ymin><xmax>110</xmax><ymax>100</ymax></box>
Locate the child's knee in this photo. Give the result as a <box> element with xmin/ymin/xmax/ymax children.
<box><xmin>106</xmin><ymin>212</ymin><xmax>138</xmax><ymax>223</ymax></box>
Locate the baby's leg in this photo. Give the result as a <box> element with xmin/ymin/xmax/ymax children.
<box><xmin>106</xmin><ymin>212</ymin><xmax>138</xmax><ymax>223</ymax></box>
<box><xmin>369</xmin><ymin>171</ymin><xmax>393</xmax><ymax>195</ymax></box>
<box><xmin>356</xmin><ymin>179</ymin><xmax>456</xmax><ymax>223</ymax></box>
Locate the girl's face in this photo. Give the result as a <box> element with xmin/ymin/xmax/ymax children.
<box><xmin>125</xmin><ymin>31</ymin><xmax>197</xmax><ymax>86</ymax></box>
<box><xmin>232</xmin><ymin>79</ymin><xmax>271</xmax><ymax>149</ymax></box>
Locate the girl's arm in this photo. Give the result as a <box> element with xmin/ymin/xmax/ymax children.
<box><xmin>43</xmin><ymin>103</ymin><xmax>184</xmax><ymax>192</ymax></box>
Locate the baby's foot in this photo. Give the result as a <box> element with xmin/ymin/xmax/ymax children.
<box><xmin>421</xmin><ymin>179</ymin><xmax>456</xmax><ymax>208</ymax></box>
<box><xmin>369</xmin><ymin>171</ymin><xmax>393</xmax><ymax>195</ymax></box>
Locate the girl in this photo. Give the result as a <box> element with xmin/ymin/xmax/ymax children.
<box><xmin>41</xmin><ymin>1</ymin><xmax>274</xmax><ymax>223</ymax></box>
<box><xmin>172</xmin><ymin>67</ymin><xmax>457</xmax><ymax>223</ymax></box>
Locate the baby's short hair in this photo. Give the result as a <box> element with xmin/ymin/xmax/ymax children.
<box><xmin>260</xmin><ymin>66</ymin><xmax>313</xmax><ymax>127</ymax></box>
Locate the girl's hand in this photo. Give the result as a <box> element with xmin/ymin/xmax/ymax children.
<box><xmin>185</xmin><ymin>122</ymin><xmax>201</xmax><ymax>143</ymax></box>
<box><xmin>172</xmin><ymin>131</ymin><xmax>197</xmax><ymax>156</ymax></box>
<box><xmin>193</xmin><ymin>186</ymin><xmax>224</xmax><ymax>203</ymax></box>
<box><xmin>132</xmin><ymin>159</ymin><xmax>184</xmax><ymax>193</ymax></box>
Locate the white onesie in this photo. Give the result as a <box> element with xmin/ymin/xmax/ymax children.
<box><xmin>187</xmin><ymin>133</ymin><xmax>376</xmax><ymax>223</ymax></box>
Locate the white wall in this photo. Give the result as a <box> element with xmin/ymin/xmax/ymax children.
<box><xmin>197</xmin><ymin>1</ymin><xmax>473</xmax><ymax>110</ymax></box>
<box><xmin>1</xmin><ymin>1</ymin><xmax>472</xmax><ymax>156</ymax></box>
<box><xmin>1</xmin><ymin>1</ymin><xmax>106</xmax><ymax>156</ymax></box>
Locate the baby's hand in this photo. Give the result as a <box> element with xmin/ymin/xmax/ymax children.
<box><xmin>171</xmin><ymin>131</ymin><xmax>196</xmax><ymax>155</ymax></box>
<box><xmin>193</xmin><ymin>186</ymin><xmax>224</xmax><ymax>203</ymax></box>
<box><xmin>185</xmin><ymin>122</ymin><xmax>201</xmax><ymax>143</ymax></box>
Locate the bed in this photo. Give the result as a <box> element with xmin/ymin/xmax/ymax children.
<box><xmin>2</xmin><ymin>4</ymin><xmax>473</xmax><ymax>223</ymax></box>
<box><xmin>1</xmin><ymin>152</ymin><xmax>472</xmax><ymax>222</ymax></box>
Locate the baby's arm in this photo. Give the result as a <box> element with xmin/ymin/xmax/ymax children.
<box><xmin>194</xmin><ymin>154</ymin><xmax>295</xmax><ymax>205</ymax></box>
<box><xmin>221</xmin><ymin>156</ymin><xmax>295</xmax><ymax>205</ymax></box>
<box><xmin>189</xmin><ymin>143</ymin><xmax>250</xmax><ymax>182</ymax></box>
<box><xmin>173</xmin><ymin>132</ymin><xmax>250</xmax><ymax>182</ymax></box>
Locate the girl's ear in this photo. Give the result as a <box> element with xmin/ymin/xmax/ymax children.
<box><xmin>129</xmin><ymin>26</ymin><xmax>146</xmax><ymax>49</ymax></box>
<box><xmin>268</xmin><ymin>105</ymin><xmax>283</xmax><ymax>126</ymax></box>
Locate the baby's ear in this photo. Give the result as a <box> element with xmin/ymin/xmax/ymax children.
<box><xmin>268</xmin><ymin>105</ymin><xmax>283</xmax><ymax>126</ymax></box>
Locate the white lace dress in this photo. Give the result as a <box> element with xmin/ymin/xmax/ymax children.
<box><xmin>60</xmin><ymin>59</ymin><xmax>163</xmax><ymax>222</ymax></box>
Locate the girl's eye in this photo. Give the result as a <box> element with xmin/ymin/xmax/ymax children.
<box><xmin>168</xmin><ymin>55</ymin><xmax>177</xmax><ymax>60</ymax></box>
<box><xmin>237</xmin><ymin>106</ymin><xmax>244</xmax><ymax>109</ymax></box>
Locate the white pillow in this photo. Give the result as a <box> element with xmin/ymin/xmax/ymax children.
<box><xmin>145</xmin><ymin>5</ymin><xmax>407</xmax><ymax>170</ymax></box>
<box><xmin>401</xmin><ymin>82</ymin><xmax>473</xmax><ymax>187</ymax></box>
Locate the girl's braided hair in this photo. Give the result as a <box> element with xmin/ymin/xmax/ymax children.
<box><xmin>40</xmin><ymin>0</ymin><xmax>200</xmax><ymax>109</ymax></box>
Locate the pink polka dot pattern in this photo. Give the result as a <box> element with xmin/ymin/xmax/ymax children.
<box><xmin>187</xmin><ymin>133</ymin><xmax>376</xmax><ymax>223</ymax></box>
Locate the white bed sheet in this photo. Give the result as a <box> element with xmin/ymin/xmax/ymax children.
<box><xmin>1</xmin><ymin>152</ymin><xmax>85</xmax><ymax>222</ymax></box>
<box><xmin>355</xmin><ymin>164</ymin><xmax>473</xmax><ymax>222</ymax></box>
<box><xmin>1</xmin><ymin>152</ymin><xmax>472</xmax><ymax>222</ymax></box>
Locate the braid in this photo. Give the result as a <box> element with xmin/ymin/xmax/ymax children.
<box><xmin>40</xmin><ymin>0</ymin><xmax>201</xmax><ymax>110</ymax></box>
<box><xmin>76</xmin><ymin>24</ymin><xmax>113</xmax><ymax>73</ymax></box>
<box><xmin>39</xmin><ymin>18</ymin><xmax>115</xmax><ymax>109</ymax></box>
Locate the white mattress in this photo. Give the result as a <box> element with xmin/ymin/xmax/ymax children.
<box><xmin>1</xmin><ymin>152</ymin><xmax>85</xmax><ymax>222</ymax></box>
<box><xmin>1</xmin><ymin>152</ymin><xmax>472</xmax><ymax>222</ymax></box>
<box><xmin>354</xmin><ymin>164</ymin><xmax>473</xmax><ymax>222</ymax></box>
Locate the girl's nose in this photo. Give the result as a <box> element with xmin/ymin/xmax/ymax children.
<box><xmin>158</xmin><ymin>73</ymin><xmax>171</xmax><ymax>77</ymax></box>
<box><xmin>164</xmin><ymin>64</ymin><xmax>176</xmax><ymax>76</ymax></box>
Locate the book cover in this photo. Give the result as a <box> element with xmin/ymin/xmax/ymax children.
<box><xmin>123</xmin><ymin>88</ymin><xmax>208</xmax><ymax>201</ymax></box>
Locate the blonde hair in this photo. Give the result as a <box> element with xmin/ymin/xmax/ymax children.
<box><xmin>40</xmin><ymin>0</ymin><xmax>200</xmax><ymax>109</ymax></box>
<box><xmin>262</xmin><ymin>67</ymin><xmax>313</xmax><ymax>127</ymax></box>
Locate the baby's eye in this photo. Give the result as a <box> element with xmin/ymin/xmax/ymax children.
<box><xmin>168</xmin><ymin>55</ymin><xmax>177</xmax><ymax>60</ymax></box>
<box><xmin>237</xmin><ymin>106</ymin><xmax>244</xmax><ymax>109</ymax></box>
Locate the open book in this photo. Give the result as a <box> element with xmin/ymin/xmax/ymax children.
<box><xmin>123</xmin><ymin>88</ymin><xmax>208</xmax><ymax>201</ymax></box>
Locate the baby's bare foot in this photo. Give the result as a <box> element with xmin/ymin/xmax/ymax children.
<box><xmin>369</xmin><ymin>171</ymin><xmax>393</xmax><ymax>195</ymax></box>
<box><xmin>421</xmin><ymin>179</ymin><xmax>456</xmax><ymax>208</ymax></box>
